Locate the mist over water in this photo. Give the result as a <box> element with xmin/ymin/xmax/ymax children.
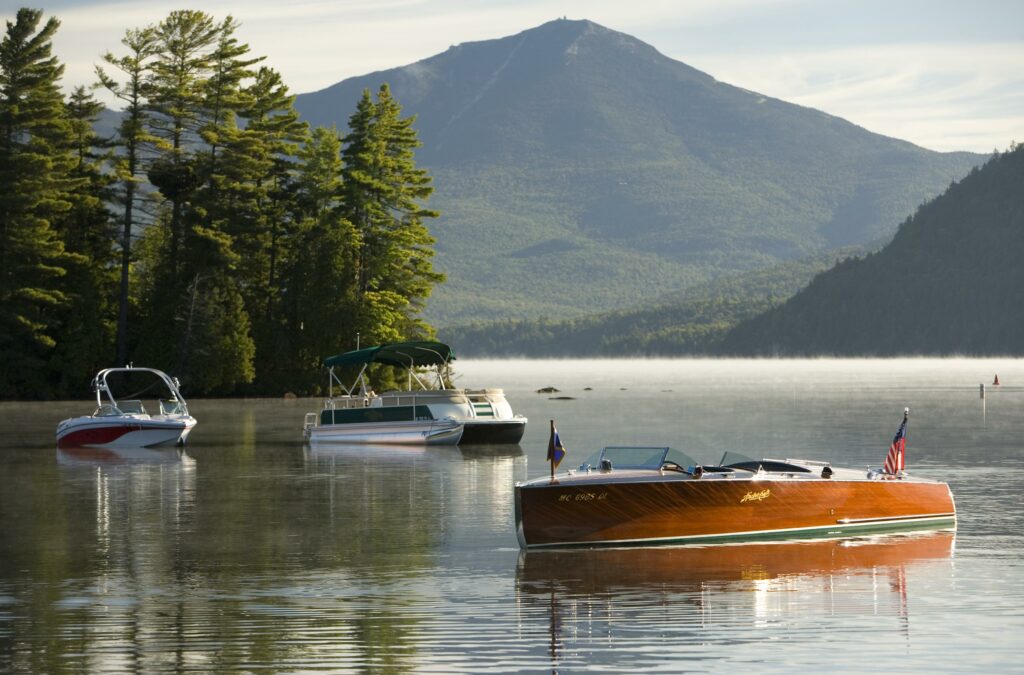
<box><xmin>2</xmin><ymin>359</ymin><xmax>1022</xmax><ymax>671</ymax></box>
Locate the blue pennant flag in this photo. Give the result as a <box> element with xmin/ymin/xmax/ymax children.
<box><xmin>547</xmin><ymin>420</ymin><xmax>566</xmax><ymax>469</ymax></box>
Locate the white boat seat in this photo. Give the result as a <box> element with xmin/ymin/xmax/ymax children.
<box><xmin>117</xmin><ymin>400</ymin><xmax>145</xmax><ymax>414</ymax></box>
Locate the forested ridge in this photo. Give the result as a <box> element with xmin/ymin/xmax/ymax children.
<box><xmin>438</xmin><ymin>247</ymin><xmax>866</xmax><ymax>356</ymax></box>
<box><xmin>721</xmin><ymin>145</ymin><xmax>1024</xmax><ymax>355</ymax></box>
<box><xmin>0</xmin><ymin>8</ymin><xmax>442</xmax><ymax>399</ymax></box>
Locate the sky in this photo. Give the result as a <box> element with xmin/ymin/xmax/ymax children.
<box><xmin>8</xmin><ymin>0</ymin><xmax>1023</xmax><ymax>153</ymax></box>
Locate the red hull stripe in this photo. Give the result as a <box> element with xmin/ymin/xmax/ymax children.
<box><xmin>57</xmin><ymin>425</ymin><xmax>139</xmax><ymax>448</ymax></box>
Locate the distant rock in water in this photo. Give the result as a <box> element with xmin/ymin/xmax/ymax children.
<box><xmin>536</xmin><ymin>386</ymin><xmax>560</xmax><ymax>393</ymax></box>
<box><xmin>549</xmin><ymin>396</ymin><xmax>576</xmax><ymax>400</ymax></box>
<box><xmin>583</xmin><ymin>387</ymin><xmax>593</xmax><ymax>391</ymax></box>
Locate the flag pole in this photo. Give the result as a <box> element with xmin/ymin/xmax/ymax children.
<box><xmin>549</xmin><ymin>419</ymin><xmax>555</xmax><ymax>481</ymax></box>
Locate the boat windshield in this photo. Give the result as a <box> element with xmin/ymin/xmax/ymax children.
<box><xmin>720</xmin><ymin>451</ymin><xmax>756</xmax><ymax>466</ymax></box>
<box><xmin>719</xmin><ymin>450</ymin><xmax>812</xmax><ymax>473</ymax></box>
<box><xmin>578</xmin><ymin>446</ymin><xmax>699</xmax><ymax>471</ymax></box>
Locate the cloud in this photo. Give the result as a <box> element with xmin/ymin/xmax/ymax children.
<box><xmin>686</xmin><ymin>42</ymin><xmax>1024</xmax><ymax>151</ymax></box>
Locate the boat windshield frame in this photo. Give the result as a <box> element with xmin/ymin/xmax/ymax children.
<box><xmin>578</xmin><ymin>446</ymin><xmax>700</xmax><ymax>471</ymax></box>
<box><xmin>718</xmin><ymin>450</ymin><xmax>814</xmax><ymax>474</ymax></box>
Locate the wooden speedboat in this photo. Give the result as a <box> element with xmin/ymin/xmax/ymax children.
<box><xmin>303</xmin><ymin>341</ymin><xmax>525</xmax><ymax>445</ymax></box>
<box><xmin>56</xmin><ymin>367</ymin><xmax>196</xmax><ymax>449</ymax></box>
<box><xmin>515</xmin><ymin>441</ymin><xmax>956</xmax><ymax>549</ymax></box>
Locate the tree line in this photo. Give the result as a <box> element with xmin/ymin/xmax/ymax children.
<box><xmin>0</xmin><ymin>8</ymin><xmax>443</xmax><ymax>398</ymax></box>
<box><xmin>440</xmin><ymin>246</ymin><xmax>866</xmax><ymax>356</ymax></box>
<box><xmin>720</xmin><ymin>145</ymin><xmax>1022</xmax><ymax>356</ymax></box>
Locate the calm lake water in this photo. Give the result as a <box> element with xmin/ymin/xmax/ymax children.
<box><xmin>2</xmin><ymin>359</ymin><xmax>1023</xmax><ymax>672</ymax></box>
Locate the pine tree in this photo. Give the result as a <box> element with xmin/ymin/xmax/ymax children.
<box><xmin>197</xmin><ymin>15</ymin><xmax>262</xmax><ymax>202</ymax></box>
<box><xmin>47</xmin><ymin>86</ymin><xmax>117</xmax><ymax>395</ymax></box>
<box><xmin>238</xmin><ymin>66</ymin><xmax>307</xmax><ymax>322</ymax></box>
<box><xmin>144</xmin><ymin>10</ymin><xmax>218</xmax><ymax>274</ymax></box>
<box><xmin>340</xmin><ymin>84</ymin><xmax>443</xmax><ymax>343</ymax></box>
<box><xmin>133</xmin><ymin>10</ymin><xmax>258</xmax><ymax>393</ymax></box>
<box><xmin>231</xmin><ymin>67</ymin><xmax>309</xmax><ymax>391</ymax></box>
<box><xmin>0</xmin><ymin>8</ymin><xmax>78</xmax><ymax>397</ymax></box>
<box><xmin>96</xmin><ymin>25</ymin><xmax>160</xmax><ymax>365</ymax></box>
<box><xmin>279</xmin><ymin>126</ymin><xmax>358</xmax><ymax>389</ymax></box>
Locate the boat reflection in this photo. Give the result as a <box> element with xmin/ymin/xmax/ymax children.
<box><xmin>306</xmin><ymin>440</ymin><xmax>524</xmax><ymax>461</ymax></box>
<box><xmin>517</xmin><ymin>531</ymin><xmax>955</xmax><ymax>592</ymax></box>
<box><xmin>516</xmin><ymin>531</ymin><xmax>955</xmax><ymax>666</ymax></box>
<box><xmin>305</xmin><ymin>440</ymin><xmax>444</xmax><ymax>466</ymax></box>
<box><xmin>56</xmin><ymin>444</ymin><xmax>195</xmax><ymax>466</ymax></box>
<box><xmin>457</xmin><ymin>443</ymin><xmax>524</xmax><ymax>459</ymax></box>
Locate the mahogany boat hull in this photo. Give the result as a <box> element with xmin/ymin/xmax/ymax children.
<box><xmin>515</xmin><ymin>475</ymin><xmax>956</xmax><ymax>548</ymax></box>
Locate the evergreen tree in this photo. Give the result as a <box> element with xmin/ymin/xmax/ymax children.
<box><xmin>233</xmin><ymin>67</ymin><xmax>308</xmax><ymax>391</ymax></box>
<box><xmin>96</xmin><ymin>25</ymin><xmax>160</xmax><ymax>364</ymax></box>
<box><xmin>133</xmin><ymin>10</ymin><xmax>257</xmax><ymax>393</ymax></box>
<box><xmin>279</xmin><ymin>126</ymin><xmax>358</xmax><ymax>389</ymax></box>
<box><xmin>197</xmin><ymin>15</ymin><xmax>261</xmax><ymax>200</ymax></box>
<box><xmin>340</xmin><ymin>85</ymin><xmax>443</xmax><ymax>343</ymax></box>
<box><xmin>0</xmin><ymin>8</ymin><xmax>77</xmax><ymax>397</ymax></box>
<box><xmin>144</xmin><ymin>10</ymin><xmax>218</xmax><ymax>274</ymax></box>
<box><xmin>238</xmin><ymin>66</ymin><xmax>307</xmax><ymax>322</ymax></box>
<box><xmin>48</xmin><ymin>86</ymin><xmax>117</xmax><ymax>395</ymax></box>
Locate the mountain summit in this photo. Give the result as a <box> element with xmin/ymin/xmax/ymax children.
<box><xmin>295</xmin><ymin>19</ymin><xmax>982</xmax><ymax>323</ymax></box>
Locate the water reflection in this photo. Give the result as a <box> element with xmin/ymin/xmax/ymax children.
<box><xmin>304</xmin><ymin>441</ymin><xmax>525</xmax><ymax>554</ymax></box>
<box><xmin>516</xmin><ymin>532</ymin><xmax>955</xmax><ymax>670</ymax></box>
<box><xmin>56</xmin><ymin>445</ymin><xmax>194</xmax><ymax>466</ymax></box>
<box><xmin>3</xmin><ymin>357</ymin><xmax>1022</xmax><ymax>672</ymax></box>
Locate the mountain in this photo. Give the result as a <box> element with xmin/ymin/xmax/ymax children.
<box><xmin>720</xmin><ymin>145</ymin><xmax>1024</xmax><ymax>356</ymax></box>
<box><xmin>294</xmin><ymin>18</ymin><xmax>983</xmax><ymax>324</ymax></box>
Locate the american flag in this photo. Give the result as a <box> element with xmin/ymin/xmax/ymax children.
<box><xmin>884</xmin><ymin>409</ymin><xmax>909</xmax><ymax>475</ymax></box>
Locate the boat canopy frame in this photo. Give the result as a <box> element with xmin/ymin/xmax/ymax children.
<box><xmin>324</xmin><ymin>341</ymin><xmax>457</xmax><ymax>398</ymax></box>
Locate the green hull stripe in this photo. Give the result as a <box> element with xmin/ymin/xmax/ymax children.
<box><xmin>528</xmin><ymin>516</ymin><xmax>957</xmax><ymax>549</ymax></box>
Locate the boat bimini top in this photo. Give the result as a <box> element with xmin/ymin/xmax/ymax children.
<box><xmin>322</xmin><ymin>341</ymin><xmax>456</xmax><ymax>397</ymax></box>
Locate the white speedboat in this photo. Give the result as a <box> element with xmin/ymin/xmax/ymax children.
<box><xmin>56</xmin><ymin>367</ymin><xmax>197</xmax><ymax>449</ymax></box>
<box><xmin>303</xmin><ymin>341</ymin><xmax>525</xmax><ymax>445</ymax></box>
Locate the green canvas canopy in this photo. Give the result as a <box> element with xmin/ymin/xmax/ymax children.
<box><xmin>324</xmin><ymin>341</ymin><xmax>455</xmax><ymax>369</ymax></box>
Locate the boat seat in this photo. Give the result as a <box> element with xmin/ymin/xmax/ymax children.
<box><xmin>118</xmin><ymin>399</ymin><xmax>146</xmax><ymax>414</ymax></box>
